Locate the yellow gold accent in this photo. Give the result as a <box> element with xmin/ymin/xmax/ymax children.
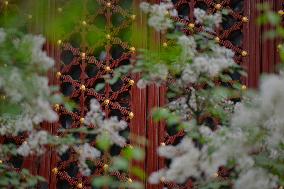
<box><xmin>106</xmin><ymin>2</ymin><xmax>111</xmax><ymax>7</ymax></box>
<box><xmin>77</xmin><ymin>183</ymin><xmax>83</xmax><ymax>189</ymax></box>
<box><xmin>127</xmin><ymin>144</ymin><xmax>133</xmax><ymax>149</ymax></box>
<box><xmin>277</xmin><ymin>44</ymin><xmax>283</xmax><ymax>51</ymax></box>
<box><xmin>188</xmin><ymin>23</ymin><xmax>195</xmax><ymax>29</ymax></box>
<box><xmin>54</xmin><ymin>104</ymin><xmax>60</xmax><ymax>111</ymax></box>
<box><xmin>82</xmin><ymin>21</ymin><xmax>87</xmax><ymax>26</ymax></box>
<box><xmin>214</xmin><ymin>3</ymin><xmax>222</xmax><ymax>10</ymax></box>
<box><xmin>106</xmin><ymin>34</ymin><xmax>111</xmax><ymax>39</ymax></box>
<box><xmin>164</xmin><ymin>10</ymin><xmax>170</xmax><ymax>16</ymax></box>
<box><xmin>162</xmin><ymin>42</ymin><xmax>168</xmax><ymax>47</ymax></box>
<box><xmin>278</xmin><ymin>10</ymin><xmax>284</xmax><ymax>16</ymax></box>
<box><xmin>214</xmin><ymin>37</ymin><xmax>220</xmax><ymax>43</ymax></box>
<box><xmin>56</xmin><ymin>72</ymin><xmax>62</xmax><ymax>79</ymax></box>
<box><xmin>131</xmin><ymin>14</ymin><xmax>136</xmax><ymax>20</ymax></box>
<box><xmin>128</xmin><ymin>80</ymin><xmax>135</xmax><ymax>86</ymax></box>
<box><xmin>52</xmin><ymin>167</ymin><xmax>58</xmax><ymax>174</ymax></box>
<box><xmin>57</xmin><ymin>40</ymin><xmax>62</xmax><ymax>45</ymax></box>
<box><xmin>80</xmin><ymin>117</ymin><xmax>85</xmax><ymax>124</ymax></box>
<box><xmin>105</xmin><ymin>66</ymin><xmax>111</xmax><ymax>72</ymax></box>
<box><xmin>128</xmin><ymin>112</ymin><xmax>134</xmax><ymax>119</ymax></box>
<box><xmin>130</xmin><ymin>46</ymin><xmax>136</xmax><ymax>52</ymax></box>
<box><xmin>160</xmin><ymin>177</ymin><xmax>165</xmax><ymax>182</ymax></box>
<box><xmin>241</xmin><ymin>85</ymin><xmax>247</xmax><ymax>90</ymax></box>
<box><xmin>57</xmin><ymin>7</ymin><xmax>62</xmax><ymax>12</ymax></box>
<box><xmin>279</xmin><ymin>186</ymin><xmax>283</xmax><ymax>189</ymax></box>
<box><xmin>81</xmin><ymin>52</ymin><xmax>86</xmax><ymax>59</ymax></box>
<box><xmin>103</xmin><ymin>164</ymin><xmax>109</xmax><ymax>171</ymax></box>
<box><xmin>213</xmin><ymin>172</ymin><xmax>219</xmax><ymax>178</ymax></box>
<box><xmin>4</xmin><ymin>1</ymin><xmax>8</xmax><ymax>5</ymax></box>
<box><xmin>80</xmin><ymin>85</ymin><xmax>86</xmax><ymax>91</ymax></box>
<box><xmin>242</xmin><ymin>16</ymin><xmax>249</xmax><ymax>23</ymax></box>
<box><xmin>103</xmin><ymin>99</ymin><xmax>110</xmax><ymax>105</ymax></box>
<box><xmin>28</xmin><ymin>14</ymin><xmax>33</xmax><ymax>19</ymax></box>
<box><xmin>127</xmin><ymin>178</ymin><xmax>133</xmax><ymax>183</ymax></box>
<box><xmin>241</xmin><ymin>50</ymin><xmax>248</xmax><ymax>57</ymax></box>
<box><xmin>0</xmin><ymin>160</ymin><xmax>3</xmax><ymax>164</ymax></box>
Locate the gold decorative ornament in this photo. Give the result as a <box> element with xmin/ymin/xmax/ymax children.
<box><xmin>278</xmin><ymin>10</ymin><xmax>284</xmax><ymax>16</ymax></box>
<box><xmin>277</xmin><ymin>44</ymin><xmax>283</xmax><ymax>51</ymax></box>
<box><xmin>103</xmin><ymin>99</ymin><xmax>110</xmax><ymax>105</ymax></box>
<box><xmin>57</xmin><ymin>40</ymin><xmax>62</xmax><ymax>45</ymax></box>
<box><xmin>128</xmin><ymin>79</ymin><xmax>135</xmax><ymax>86</ymax></box>
<box><xmin>77</xmin><ymin>183</ymin><xmax>83</xmax><ymax>189</ymax></box>
<box><xmin>82</xmin><ymin>20</ymin><xmax>87</xmax><ymax>26</ymax></box>
<box><xmin>80</xmin><ymin>117</ymin><xmax>85</xmax><ymax>124</ymax></box>
<box><xmin>188</xmin><ymin>23</ymin><xmax>195</xmax><ymax>29</ymax></box>
<box><xmin>213</xmin><ymin>172</ymin><xmax>219</xmax><ymax>178</ymax></box>
<box><xmin>0</xmin><ymin>160</ymin><xmax>3</xmax><ymax>164</ymax></box>
<box><xmin>54</xmin><ymin>104</ymin><xmax>60</xmax><ymax>111</ymax></box>
<box><xmin>127</xmin><ymin>178</ymin><xmax>133</xmax><ymax>183</ymax></box>
<box><xmin>106</xmin><ymin>34</ymin><xmax>111</xmax><ymax>39</ymax></box>
<box><xmin>52</xmin><ymin>167</ymin><xmax>58</xmax><ymax>174</ymax></box>
<box><xmin>106</xmin><ymin>2</ymin><xmax>111</xmax><ymax>7</ymax></box>
<box><xmin>242</xmin><ymin>16</ymin><xmax>249</xmax><ymax>23</ymax></box>
<box><xmin>241</xmin><ymin>50</ymin><xmax>248</xmax><ymax>57</ymax></box>
<box><xmin>131</xmin><ymin>14</ymin><xmax>136</xmax><ymax>20</ymax></box>
<box><xmin>214</xmin><ymin>3</ymin><xmax>222</xmax><ymax>10</ymax></box>
<box><xmin>56</xmin><ymin>71</ymin><xmax>62</xmax><ymax>79</ymax></box>
<box><xmin>214</xmin><ymin>37</ymin><xmax>220</xmax><ymax>43</ymax></box>
<box><xmin>80</xmin><ymin>85</ymin><xmax>86</xmax><ymax>91</ymax></box>
<box><xmin>128</xmin><ymin>112</ymin><xmax>134</xmax><ymax>119</ymax></box>
<box><xmin>241</xmin><ymin>85</ymin><xmax>247</xmax><ymax>90</ymax></box>
<box><xmin>105</xmin><ymin>66</ymin><xmax>111</xmax><ymax>72</ymax></box>
<box><xmin>81</xmin><ymin>52</ymin><xmax>86</xmax><ymax>59</ymax></box>
<box><xmin>130</xmin><ymin>46</ymin><xmax>136</xmax><ymax>52</ymax></box>
<box><xmin>162</xmin><ymin>42</ymin><xmax>168</xmax><ymax>47</ymax></box>
<box><xmin>103</xmin><ymin>164</ymin><xmax>109</xmax><ymax>171</ymax></box>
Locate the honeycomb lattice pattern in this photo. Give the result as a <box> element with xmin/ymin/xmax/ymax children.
<box><xmin>160</xmin><ymin>1</ymin><xmax>246</xmax><ymax>188</ymax></box>
<box><xmin>53</xmin><ymin>0</ymin><xmax>135</xmax><ymax>188</ymax></box>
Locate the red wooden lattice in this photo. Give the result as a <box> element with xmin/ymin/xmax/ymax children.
<box><xmin>1</xmin><ymin>0</ymin><xmax>283</xmax><ymax>189</ymax></box>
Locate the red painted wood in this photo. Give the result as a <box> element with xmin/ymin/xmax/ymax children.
<box><xmin>29</xmin><ymin>1</ymin><xmax>284</xmax><ymax>189</ymax></box>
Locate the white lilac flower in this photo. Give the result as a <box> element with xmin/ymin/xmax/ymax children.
<box><xmin>140</xmin><ymin>1</ymin><xmax>177</xmax><ymax>31</ymax></box>
<box><xmin>137</xmin><ymin>79</ymin><xmax>149</xmax><ymax>89</ymax></box>
<box><xmin>22</xmin><ymin>35</ymin><xmax>54</xmax><ymax>70</ymax></box>
<box><xmin>234</xmin><ymin>168</ymin><xmax>278</xmax><ymax>189</ymax></box>
<box><xmin>17</xmin><ymin>131</ymin><xmax>49</xmax><ymax>156</ymax></box>
<box><xmin>0</xmin><ymin>115</ymin><xmax>33</xmax><ymax>136</ymax></box>
<box><xmin>194</xmin><ymin>8</ymin><xmax>222</xmax><ymax>29</ymax></box>
<box><xmin>74</xmin><ymin>143</ymin><xmax>101</xmax><ymax>176</ymax></box>
<box><xmin>178</xmin><ymin>35</ymin><xmax>197</xmax><ymax>62</ymax></box>
<box><xmin>84</xmin><ymin>99</ymin><xmax>128</xmax><ymax>147</ymax></box>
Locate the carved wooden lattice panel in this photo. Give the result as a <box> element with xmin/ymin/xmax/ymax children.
<box><xmin>51</xmin><ymin>0</ymin><xmax>136</xmax><ymax>188</ymax></box>
<box><xmin>157</xmin><ymin>1</ymin><xmax>248</xmax><ymax>189</ymax></box>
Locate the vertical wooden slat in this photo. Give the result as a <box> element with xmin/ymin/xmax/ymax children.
<box><xmin>130</xmin><ymin>0</ymin><xmax>148</xmax><ymax>186</ymax></box>
<box><xmin>244</xmin><ymin>0</ymin><xmax>262</xmax><ymax>87</ymax></box>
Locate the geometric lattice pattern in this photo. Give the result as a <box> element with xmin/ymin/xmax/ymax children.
<box><xmin>52</xmin><ymin>0</ymin><xmax>135</xmax><ymax>188</ymax></box>
<box><xmin>160</xmin><ymin>1</ymin><xmax>247</xmax><ymax>188</ymax></box>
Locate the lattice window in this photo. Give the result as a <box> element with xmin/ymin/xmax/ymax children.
<box><xmin>51</xmin><ymin>0</ymin><xmax>136</xmax><ymax>188</ymax></box>
<box><xmin>158</xmin><ymin>1</ymin><xmax>247</xmax><ymax>188</ymax></box>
